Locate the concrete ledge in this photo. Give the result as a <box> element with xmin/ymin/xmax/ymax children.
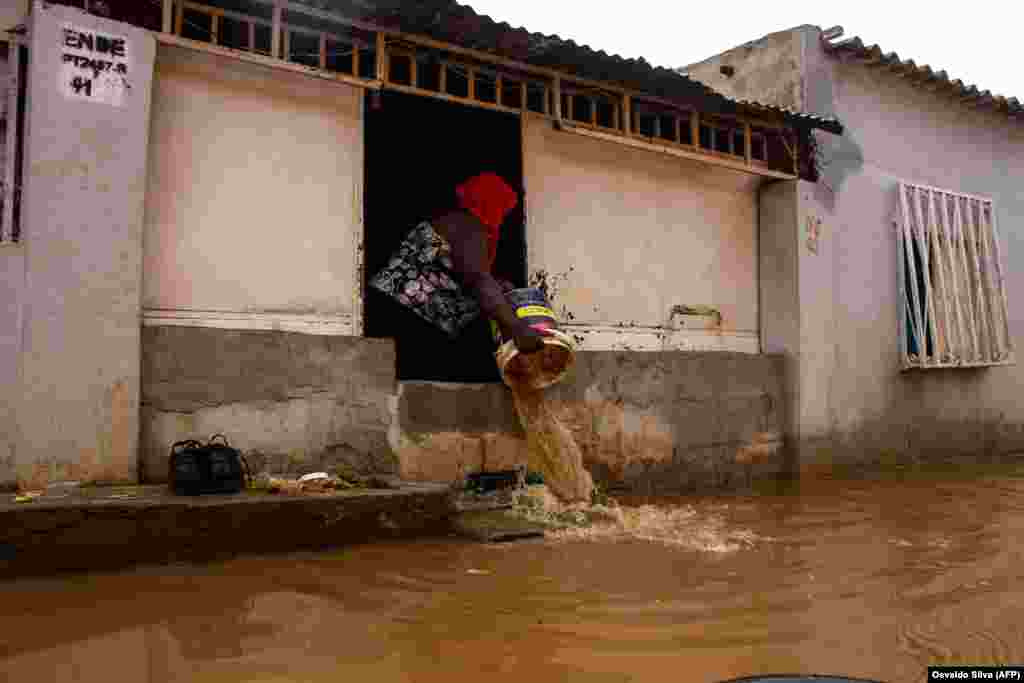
<box><xmin>0</xmin><ymin>483</ymin><xmax>453</xmax><ymax>579</ymax></box>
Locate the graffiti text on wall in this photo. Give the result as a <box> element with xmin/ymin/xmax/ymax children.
<box><xmin>59</xmin><ymin>24</ymin><xmax>131</xmax><ymax>107</ymax></box>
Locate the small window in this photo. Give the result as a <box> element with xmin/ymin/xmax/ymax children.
<box><xmin>1</xmin><ymin>41</ymin><xmax>27</xmax><ymax>243</ymax></box>
<box><xmin>898</xmin><ymin>182</ymin><xmax>1013</xmax><ymax>369</ymax></box>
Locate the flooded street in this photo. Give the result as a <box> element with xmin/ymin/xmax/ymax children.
<box><xmin>3</xmin><ymin>465</ymin><xmax>1024</xmax><ymax>683</ymax></box>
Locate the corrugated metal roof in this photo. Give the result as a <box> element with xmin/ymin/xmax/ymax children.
<box><xmin>823</xmin><ymin>33</ymin><xmax>1024</xmax><ymax>119</ymax></box>
<box><xmin>295</xmin><ymin>0</ymin><xmax>843</xmax><ymax>133</ymax></box>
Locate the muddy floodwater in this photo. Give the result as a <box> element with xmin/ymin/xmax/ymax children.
<box><xmin>3</xmin><ymin>464</ymin><xmax>1024</xmax><ymax>683</ymax></box>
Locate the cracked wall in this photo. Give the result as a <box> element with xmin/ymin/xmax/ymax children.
<box><xmin>141</xmin><ymin>326</ymin><xmax>789</xmax><ymax>494</ymax></box>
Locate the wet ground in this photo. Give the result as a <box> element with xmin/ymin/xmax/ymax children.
<box><xmin>3</xmin><ymin>463</ymin><xmax>1024</xmax><ymax>683</ymax></box>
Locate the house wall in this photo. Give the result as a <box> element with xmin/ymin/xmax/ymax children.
<box><xmin>522</xmin><ymin>116</ymin><xmax>761</xmax><ymax>353</ymax></box>
<box><xmin>0</xmin><ymin>47</ymin><xmax>20</xmax><ymax>485</ymax></box>
<box><xmin>802</xmin><ymin>45</ymin><xmax>1024</xmax><ymax>465</ymax></box>
<box><xmin>142</xmin><ymin>45</ymin><xmax>363</xmax><ymax>335</ymax></box>
<box><xmin>695</xmin><ymin>24</ymin><xmax>1024</xmax><ymax>466</ymax></box>
<box><xmin>9</xmin><ymin>2</ymin><xmax>155</xmax><ymax>489</ymax></box>
<box><xmin>682</xmin><ymin>27</ymin><xmax>805</xmax><ymax>112</ymax></box>
<box><xmin>0</xmin><ymin>0</ymin><xmax>29</xmax><ymax>32</ymax></box>
<box><xmin>140</xmin><ymin>327</ymin><xmax>789</xmax><ymax>494</ymax></box>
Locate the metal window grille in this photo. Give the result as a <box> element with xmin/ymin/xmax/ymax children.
<box><xmin>897</xmin><ymin>182</ymin><xmax>1013</xmax><ymax>369</ymax></box>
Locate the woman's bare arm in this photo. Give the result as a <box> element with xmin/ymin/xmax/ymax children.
<box><xmin>435</xmin><ymin>211</ymin><xmax>543</xmax><ymax>351</ymax></box>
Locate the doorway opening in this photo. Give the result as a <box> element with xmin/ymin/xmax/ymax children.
<box><xmin>363</xmin><ymin>89</ymin><xmax>526</xmax><ymax>383</ymax></box>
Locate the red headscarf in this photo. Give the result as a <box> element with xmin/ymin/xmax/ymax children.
<box><xmin>455</xmin><ymin>172</ymin><xmax>518</xmax><ymax>271</ymax></box>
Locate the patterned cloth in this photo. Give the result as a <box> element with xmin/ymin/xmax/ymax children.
<box><xmin>369</xmin><ymin>222</ymin><xmax>482</xmax><ymax>338</ymax></box>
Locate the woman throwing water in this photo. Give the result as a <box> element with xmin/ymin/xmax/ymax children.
<box><xmin>369</xmin><ymin>172</ymin><xmax>548</xmax><ymax>355</ymax></box>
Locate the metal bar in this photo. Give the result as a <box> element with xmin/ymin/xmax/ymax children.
<box><xmin>248</xmin><ymin>21</ymin><xmax>255</xmax><ymax>51</ymax></box>
<box><xmin>352</xmin><ymin>46</ymin><xmax>360</xmax><ymax>77</ymax></box>
<box><xmin>674</xmin><ymin>116</ymin><xmax>681</xmax><ymax>144</ymax></box>
<box><xmin>319</xmin><ymin>33</ymin><xmax>327</xmax><ymax>69</ymax></box>
<box><xmin>162</xmin><ymin>0</ymin><xmax>174</xmax><ymax>34</ymax></box>
<box><xmin>957</xmin><ymin>198</ymin><xmax>983</xmax><ymax>360</ymax></box>
<box><xmin>282</xmin><ymin>28</ymin><xmax>290</xmax><ymax>61</ymax></box>
<box><xmin>552</xmin><ymin>77</ymin><xmax>562</xmax><ymax>120</ymax></box>
<box><xmin>924</xmin><ymin>189</ymin><xmax>954</xmax><ymax>359</ymax></box>
<box><xmin>210</xmin><ymin>14</ymin><xmax>219</xmax><ymax>45</ymax></box>
<box><xmin>375</xmin><ymin>32</ymin><xmax>387</xmax><ymax>82</ymax></box>
<box><xmin>911</xmin><ymin>185</ymin><xmax>940</xmax><ymax>362</ymax></box>
<box><xmin>520</xmin><ymin>81</ymin><xmax>527</xmax><ymax>111</ymax></box>
<box><xmin>611</xmin><ymin>100</ymin><xmax>619</xmax><ymax>130</ymax></box>
<box><xmin>962</xmin><ymin>198</ymin><xmax>987</xmax><ymax>362</ymax></box>
<box><xmin>691</xmin><ymin>112</ymin><xmax>700</xmax><ymax>149</ymax></box>
<box><xmin>977</xmin><ymin>203</ymin><xmax>1003</xmax><ymax>357</ymax></box>
<box><xmin>951</xmin><ymin>196</ymin><xmax>980</xmax><ymax>359</ymax></box>
<box><xmin>987</xmin><ymin>204</ymin><xmax>1014</xmax><ymax>358</ymax></box>
<box><xmin>621</xmin><ymin>95</ymin><xmax>630</xmax><ymax>134</ymax></box>
<box><xmin>744</xmin><ymin>122</ymin><xmax>752</xmax><ymax>164</ymax></box>
<box><xmin>467</xmin><ymin>66</ymin><xmax>475</xmax><ymax>100</ymax></box>
<box><xmin>896</xmin><ymin>216</ymin><xmax>909</xmax><ymax>367</ymax></box>
<box><xmin>651</xmin><ymin>115</ymin><xmax>660</xmax><ymax>139</ymax></box>
<box><xmin>589</xmin><ymin>96</ymin><xmax>597</xmax><ymax>126</ymax></box>
<box><xmin>899</xmin><ymin>185</ymin><xmax>927</xmax><ymax>361</ymax></box>
<box><xmin>935</xmin><ymin>191</ymin><xmax>967</xmax><ymax>360</ymax></box>
<box><xmin>270</xmin><ymin>1</ymin><xmax>282</xmax><ymax>58</ymax></box>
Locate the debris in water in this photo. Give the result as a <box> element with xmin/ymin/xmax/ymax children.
<box><xmin>506</xmin><ymin>484</ymin><xmax>762</xmax><ymax>552</ymax></box>
<box><xmin>466</xmin><ymin>569</ymin><xmax>491</xmax><ymax>575</ymax></box>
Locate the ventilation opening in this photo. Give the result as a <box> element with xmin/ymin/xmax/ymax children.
<box><xmin>363</xmin><ymin>90</ymin><xmax>526</xmax><ymax>383</ymax></box>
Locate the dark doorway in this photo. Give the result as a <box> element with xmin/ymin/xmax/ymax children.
<box><xmin>363</xmin><ymin>90</ymin><xmax>526</xmax><ymax>383</ymax></box>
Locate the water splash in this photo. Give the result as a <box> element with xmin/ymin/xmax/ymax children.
<box><xmin>509</xmin><ymin>485</ymin><xmax>763</xmax><ymax>553</ymax></box>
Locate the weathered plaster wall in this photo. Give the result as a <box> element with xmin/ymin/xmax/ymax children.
<box><xmin>140</xmin><ymin>327</ymin><xmax>398</xmax><ymax>482</ymax></box>
<box><xmin>12</xmin><ymin>4</ymin><xmax>155</xmax><ymax>489</ymax></box>
<box><xmin>398</xmin><ymin>351</ymin><xmax>788</xmax><ymax>493</ymax></box>
<box><xmin>801</xmin><ymin>40</ymin><xmax>1024</xmax><ymax>464</ymax></box>
<box><xmin>757</xmin><ymin>180</ymin><xmax>800</xmax><ymax>446</ymax></box>
<box><xmin>142</xmin><ymin>45</ymin><xmax>363</xmax><ymax>334</ymax></box>
<box><xmin>682</xmin><ymin>27</ymin><xmax>805</xmax><ymax>112</ymax></box>
<box><xmin>0</xmin><ymin>244</ymin><xmax>22</xmax><ymax>486</ymax></box>
<box><xmin>0</xmin><ymin>48</ymin><xmax>20</xmax><ymax>486</ymax></box>
<box><xmin>697</xmin><ymin>24</ymin><xmax>1024</xmax><ymax>465</ymax></box>
<box><xmin>141</xmin><ymin>327</ymin><xmax>788</xmax><ymax>493</ymax></box>
<box><xmin>522</xmin><ymin>116</ymin><xmax>761</xmax><ymax>353</ymax></box>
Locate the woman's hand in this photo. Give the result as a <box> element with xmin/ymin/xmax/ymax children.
<box><xmin>514</xmin><ymin>325</ymin><xmax>550</xmax><ymax>354</ymax></box>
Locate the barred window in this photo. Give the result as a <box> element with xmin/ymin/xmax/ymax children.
<box><xmin>897</xmin><ymin>182</ymin><xmax>1013</xmax><ymax>369</ymax></box>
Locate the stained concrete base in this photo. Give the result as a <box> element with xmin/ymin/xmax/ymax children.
<box><xmin>0</xmin><ymin>482</ymin><xmax>453</xmax><ymax>579</ymax></box>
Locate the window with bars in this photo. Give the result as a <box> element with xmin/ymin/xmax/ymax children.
<box><xmin>897</xmin><ymin>182</ymin><xmax>1013</xmax><ymax>369</ymax></box>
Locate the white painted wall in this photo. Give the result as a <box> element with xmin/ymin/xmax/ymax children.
<box><xmin>142</xmin><ymin>45</ymin><xmax>363</xmax><ymax>334</ymax></box>
<box><xmin>803</xmin><ymin>56</ymin><xmax>1024</xmax><ymax>456</ymax></box>
<box><xmin>522</xmin><ymin>116</ymin><xmax>760</xmax><ymax>352</ymax></box>
<box><xmin>0</xmin><ymin>46</ymin><xmax>18</xmax><ymax>483</ymax></box>
<box><xmin>13</xmin><ymin>3</ymin><xmax>155</xmax><ymax>487</ymax></box>
<box><xmin>691</xmin><ymin>24</ymin><xmax>1024</xmax><ymax>462</ymax></box>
